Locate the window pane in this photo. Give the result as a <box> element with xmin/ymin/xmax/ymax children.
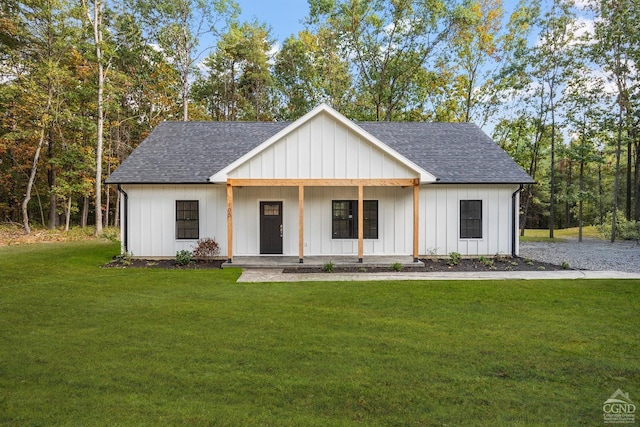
<box><xmin>363</xmin><ymin>200</ymin><xmax>378</xmax><ymax>239</ymax></box>
<box><xmin>263</xmin><ymin>204</ymin><xmax>280</xmax><ymax>216</ymax></box>
<box><xmin>460</xmin><ymin>200</ymin><xmax>482</xmax><ymax>239</ymax></box>
<box><xmin>332</xmin><ymin>200</ymin><xmax>354</xmax><ymax>238</ymax></box>
<box><xmin>176</xmin><ymin>200</ymin><xmax>199</xmax><ymax>240</ymax></box>
<box><xmin>332</xmin><ymin>200</ymin><xmax>378</xmax><ymax>239</ymax></box>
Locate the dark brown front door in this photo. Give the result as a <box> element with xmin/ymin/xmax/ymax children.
<box><xmin>260</xmin><ymin>201</ymin><xmax>283</xmax><ymax>254</ymax></box>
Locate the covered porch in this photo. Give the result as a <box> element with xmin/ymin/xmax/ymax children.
<box><xmin>225</xmin><ymin>178</ymin><xmax>421</xmax><ymax>264</ymax></box>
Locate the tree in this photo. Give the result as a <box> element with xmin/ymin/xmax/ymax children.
<box><xmin>591</xmin><ymin>0</ymin><xmax>639</xmax><ymax>240</ymax></box>
<box><xmin>273</xmin><ymin>29</ymin><xmax>352</xmax><ymax>121</ymax></box>
<box><xmin>308</xmin><ymin>0</ymin><xmax>466</xmax><ymax>121</ymax></box>
<box><xmin>135</xmin><ymin>0</ymin><xmax>237</xmax><ymax>121</ymax></box>
<box><xmin>6</xmin><ymin>0</ymin><xmax>78</xmax><ymax>233</ymax></box>
<box><xmin>449</xmin><ymin>0</ymin><xmax>504</xmax><ymax>125</ymax></box>
<box><xmin>192</xmin><ymin>21</ymin><xmax>274</xmax><ymax>121</ymax></box>
<box><xmin>82</xmin><ymin>0</ymin><xmax>108</xmax><ymax>235</ymax></box>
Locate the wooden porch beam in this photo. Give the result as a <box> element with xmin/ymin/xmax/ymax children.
<box><xmin>228</xmin><ymin>178</ymin><xmax>419</xmax><ymax>187</ymax></box>
<box><xmin>226</xmin><ymin>183</ymin><xmax>233</xmax><ymax>263</ymax></box>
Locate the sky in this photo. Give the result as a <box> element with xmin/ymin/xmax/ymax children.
<box><xmin>235</xmin><ymin>0</ymin><xmax>309</xmax><ymax>43</ymax></box>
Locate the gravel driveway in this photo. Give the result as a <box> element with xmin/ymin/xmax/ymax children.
<box><xmin>520</xmin><ymin>239</ymin><xmax>640</xmax><ymax>273</ymax></box>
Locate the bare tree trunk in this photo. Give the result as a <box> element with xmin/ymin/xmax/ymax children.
<box><xmin>626</xmin><ymin>136</ymin><xmax>631</xmax><ymax>220</ymax></box>
<box><xmin>114</xmin><ymin>190</ymin><xmax>120</xmax><ymax>227</ymax></box>
<box><xmin>64</xmin><ymin>196</ymin><xmax>71</xmax><ymax>231</ymax></box>
<box><xmin>634</xmin><ymin>136</ymin><xmax>639</xmax><ymax>221</ymax></box>
<box><xmin>47</xmin><ymin>124</ymin><xmax>57</xmax><ymax>229</ymax></box>
<box><xmin>21</xmin><ymin>89</ymin><xmax>53</xmax><ymax>234</ymax></box>
<box><xmin>565</xmin><ymin>158</ymin><xmax>572</xmax><ymax>229</ymax></box>
<box><xmin>182</xmin><ymin>70</ymin><xmax>189</xmax><ymax>121</ymax></box>
<box><xmin>81</xmin><ymin>196</ymin><xmax>89</xmax><ymax>227</ymax></box>
<box><xmin>90</xmin><ymin>0</ymin><xmax>104</xmax><ymax>236</ymax></box>
<box><xmin>611</xmin><ymin>98</ymin><xmax>623</xmax><ymax>242</ymax></box>
<box><xmin>549</xmin><ymin>105</ymin><xmax>556</xmax><ymax>239</ymax></box>
<box><xmin>578</xmin><ymin>155</ymin><xmax>584</xmax><ymax>243</ymax></box>
<box><xmin>104</xmin><ymin>182</ymin><xmax>109</xmax><ymax>228</ymax></box>
<box><xmin>598</xmin><ymin>162</ymin><xmax>604</xmax><ymax>224</ymax></box>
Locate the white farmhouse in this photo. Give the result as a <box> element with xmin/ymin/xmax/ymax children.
<box><xmin>106</xmin><ymin>104</ymin><xmax>534</xmax><ymax>262</ymax></box>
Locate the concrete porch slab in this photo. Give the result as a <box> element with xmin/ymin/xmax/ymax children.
<box><xmin>222</xmin><ymin>255</ymin><xmax>424</xmax><ymax>269</ymax></box>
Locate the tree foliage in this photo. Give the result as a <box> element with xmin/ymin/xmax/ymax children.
<box><xmin>0</xmin><ymin>0</ymin><xmax>638</xmax><ymax>239</ymax></box>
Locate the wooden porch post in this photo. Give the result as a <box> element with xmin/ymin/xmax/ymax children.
<box><xmin>358</xmin><ymin>184</ymin><xmax>364</xmax><ymax>262</ymax></box>
<box><xmin>226</xmin><ymin>182</ymin><xmax>233</xmax><ymax>263</ymax></box>
<box><xmin>413</xmin><ymin>183</ymin><xmax>419</xmax><ymax>263</ymax></box>
<box><xmin>298</xmin><ymin>184</ymin><xmax>304</xmax><ymax>263</ymax></box>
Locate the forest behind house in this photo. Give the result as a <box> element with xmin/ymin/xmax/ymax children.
<box><xmin>1</xmin><ymin>0</ymin><xmax>638</xmax><ymax>241</ymax></box>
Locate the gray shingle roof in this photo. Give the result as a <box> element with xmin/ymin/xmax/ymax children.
<box><xmin>359</xmin><ymin>122</ymin><xmax>534</xmax><ymax>184</ymax></box>
<box><xmin>106</xmin><ymin>120</ymin><xmax>534</xmax><ymax>185</ymax></box>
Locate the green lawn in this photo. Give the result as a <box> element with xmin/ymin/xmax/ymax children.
<box><xmin>1</xmin><ymin>242</ymin><xmax>638</xmax><ymax>426</ymax></box>
<box><xmin>521</xmin><ymin>226</ymin><xmax>602</xmax><ymax>242</ymax></box>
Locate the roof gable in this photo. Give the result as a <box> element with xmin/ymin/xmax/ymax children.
<box><xmin>209</xmin><ymin>104</ymin><xmax>436</xmax><ymax>183</ymax></box>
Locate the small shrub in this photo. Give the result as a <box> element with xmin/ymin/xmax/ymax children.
<box><xmin>323</xmin><ymin>261</ymin><xmax>335</xmax><ymax>272</ymax></box>
<box><xmin>426</xmin><ymin>247</ymin><xmax>439</xmax><ymax>260</ymax></box>
<box><xmin>561</xmin><ymin>261</ymin><xmax>570</xmax><ymax>270</ymax></box>
<box><xmin>598</xmin><ymin>214</ymin><xmax>640</xmax><ymax>242</ymax></box>
<box><xmin>524</xmin><ymin>258</ymin><xmax>534</xmax><ymax>266</ymax></box>
<box><xmin>176</xmin><ymin>250</ymin><xmax>194</xmax><ymax>266</ymax></box>
<box><xmin>391</xmin><ymin>262</ymin><xmax>403</xmax><ymax>272</ymax></box>
<box><xmin>114</xmin><ymin>252</ymin><xmax>133</xmax><ymax>266</ymax></box>
<box><xmin>102</xmin><ymin>228</ymin><xmax>120</xmax><ymax>243</ymax></box>
<box><xmin>449</xmin><ymin>252</ymin><xmax>461</xmax><ymax>266</ymax></box>
<box><xmin>478</xmin><ymin>256</ymin><xmax>494</xmax><ymax>268</ymax></box>
<box><xmin>192</xmin><ymin>237</ymin><xmax>221</xmax><ymax>260</ymax></box>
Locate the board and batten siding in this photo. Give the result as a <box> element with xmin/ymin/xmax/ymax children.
<box><xmin>420</xmin><ymin>184</ymin><xmax>519</xmax><ymax>256</ymax></box>
<box><xmin>121</xmin><ymin>184</ymin><xmax>227</xmax><ymax>257</ymax></box>
<box><xmin>120</xmin><ymin>184</ymin><xmax>520</xmax><ymax>257</ymax></box>
<box><xmin>228</xmin><ymin>112</ymin><xmax>416</xmax><ymax>180</ymax></box>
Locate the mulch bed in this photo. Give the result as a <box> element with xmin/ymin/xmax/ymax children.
<box><xmin>103</xmin><ymin>258</ymin><xmax>225</xmax><ymax>269</ymax></box>
<box><xmin>104</xmin><ymin>255</ymin><xmax>568</xmax><ymax>272</ymax></box>
<box><xmin>284</xmin><ymin>257</ymin><xmax>567</xmax><ymax>273</ymax></box>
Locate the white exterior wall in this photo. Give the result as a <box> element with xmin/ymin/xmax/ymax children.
<box><xmin>420</xmin><ymin>184</ymin><xmax>520</xmax><ymax>256</ymax></box>
<box><xmin>229</xmin><ymin>113</ymin><xmax>415</xmax><ymax>180</ymax></box>
<box><xmin>121</xmin><ymin>184</ymin><xmax>227</xmax><ymax>257</ymax></box>
<box><xmin>120</xmin><ymin>183</ymin><xmax>520</xmax><ymax>258</ymax></box>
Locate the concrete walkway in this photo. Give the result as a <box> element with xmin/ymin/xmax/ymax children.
<box><xmin>237</xmin><ymin>268</ymin><xmax>640</xmax><ymax>282</ymax></box>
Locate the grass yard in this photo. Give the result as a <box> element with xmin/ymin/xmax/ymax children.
<box><xmin>1</xmin><ymin>242</ymin><xmax>639</xmax><ymax>426</ymax></box>
<box><xmin>520</xmin><ymin>226</ymin><xmax>602</xmax><ymax>242</ymax></box>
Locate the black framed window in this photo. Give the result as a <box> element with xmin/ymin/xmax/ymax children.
<box><xmin>460</xmin><ymin>200</ymin><xmax>482</xmax><ymax>239</ymax></box>
<box><xmin>176</xmin><ymin>200</ymin><xmax>199</xmax><ymax>239</ymax></box>
<box><xmin>332</xmin><ymin>200</ymin><xmax>378</xmax><ymax>239</ymax></box>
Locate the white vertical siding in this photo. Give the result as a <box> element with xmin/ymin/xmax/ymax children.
<box><xmin>121</xmin><ymin>184</ymin><xmax>520</xmax><ymax>258</ymax></box>
<box><xmin>122</xmin><ymin>184</ymin><xmax>227</xmax><ymax>258</ymax></box>
<box><xmin>420</xmin><ymin>184</ymin><xmax>519</xmax><ymax>256</ymax></box>
<box><xmin>229</xmin><ymin>112</ymin><xmax>416</xmax><ymax>180</ymax></box>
